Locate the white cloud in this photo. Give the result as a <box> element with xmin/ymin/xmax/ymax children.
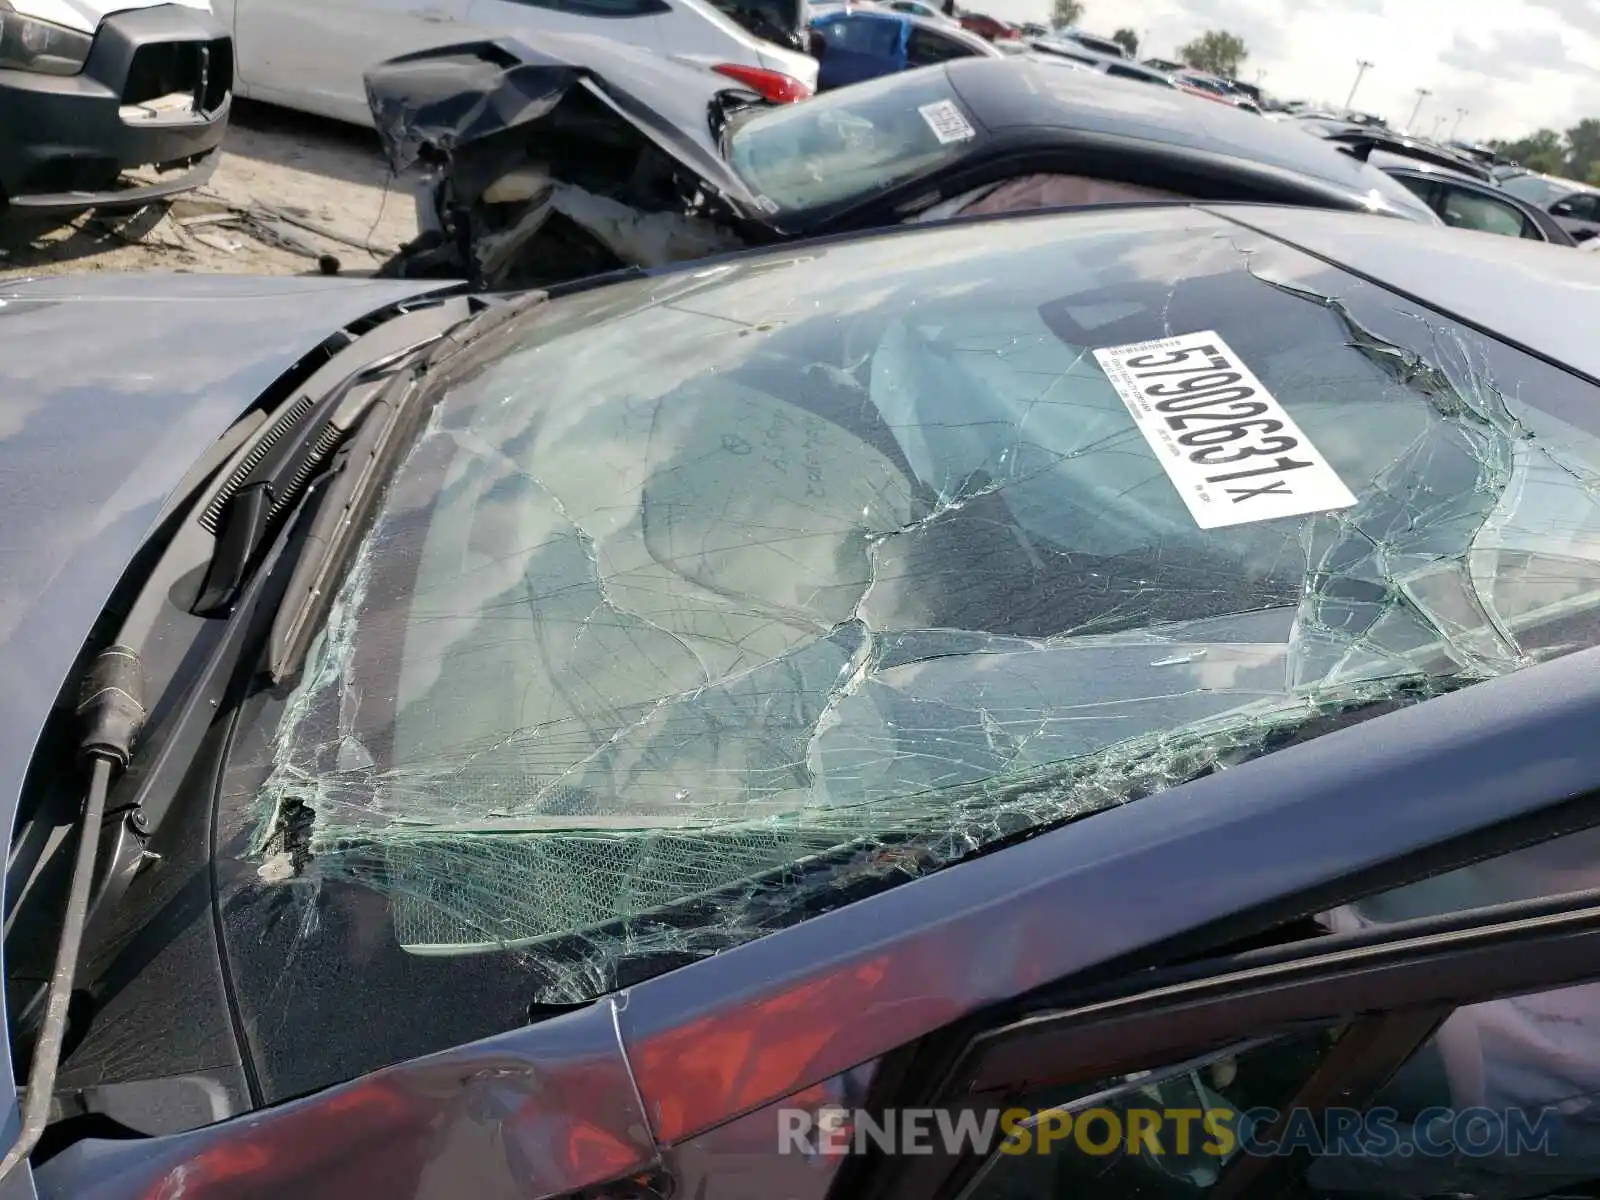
<box><xmin>974</xmin><ymin>0</ymin><xmax>1600</xmax><ymax>140</ymax></box>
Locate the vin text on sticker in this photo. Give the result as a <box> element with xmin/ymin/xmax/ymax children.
<box><xmin>1093</xmin><ymin>330</ymin><xmax>1357</xmax><ymax>530</ymax></box>
<box><xmin>918</xmin><ymin>100</ymin><xmax>976</xmax><ymax>144</ymax></box>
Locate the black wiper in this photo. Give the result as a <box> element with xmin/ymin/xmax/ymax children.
<box><xmin>191</xmin><ymin>343</ymin><xmax>428</xmax><ymax>617</ymax></box>
<box><xmin>263</xmin><ymin>365</ymin><xmax>422</xmax><ymax>680</ymax></box>
<box><xmin>265</xmin><ymin>289</ymin><xmax>551</xmax><ymax>682</ymax></box>
<box><xmin>0</xmin><ymin>648</ymin><xmax>146</xmax><ymax>1183</ymax></box>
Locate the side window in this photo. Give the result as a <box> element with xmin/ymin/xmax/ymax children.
<box><xmin>1438</xmin><ymin>186</ymin><xmax>1538</xmax><ymax>239</ymax></box>
<box><xmin>899</xmin><ymin>822</ymin><xmax>1600</xmax><ymax>1200</ymax></box>
<box><xmin>1391</xmin><ymin>175</ymin><xmax>1440</xmax><ymax>210</ymax></box>
<box><xmin>907</xmin><ymin>27</ymin><xmax>975</xmax><ymax>65</ymax></box>
<box><xmin>1554</xmin><ymin>194</ymin><xmax>1599</xmax><ymax>220</ymax></box>
<box><xmin>1306</xmin><ymin>980</ymin><xmax>1600</xmax><ymax>1198</ymax></box>
<box><xmin>959</xmin><ymin>1028</ymin><xmax>1348</xmax><ymax>1199</ymax></box>
<box><xmin>1330</xmin><ymin>824</ymin><xmax>1600</xmax><ymax>932</ymax></box>
<box><xmin>821</xmin><ymin>15</ymin><xmax>901</xmax><ymax>53</ymax></box>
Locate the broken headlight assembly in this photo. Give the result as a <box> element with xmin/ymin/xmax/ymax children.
<box><xmin>0</xmin><ymin>1</ymin><xmax>93</xmax><ymax>76</ymax></box>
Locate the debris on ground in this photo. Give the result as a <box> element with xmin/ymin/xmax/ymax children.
<box><xmin>0</xmin><ymin>108</ymin><xmax>421</xmax><ymax>279</ymax></box>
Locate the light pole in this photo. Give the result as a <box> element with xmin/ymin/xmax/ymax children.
<box><xmin>1345</xmin><ymin>58</ymin><xmax>1374</xmax><ymax>110</ymax></box>
<box><xmin>1451</xmin><ymin>107</ymin><xmax>1468</xmax><ymax>140</ymax></box>
<box><xmin>1406</xmin><ymin>87</ymin><xmax>1431</xmax><ymax>134</ymax></box>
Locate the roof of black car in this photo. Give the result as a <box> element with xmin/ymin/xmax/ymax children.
<box><xmin>942</xmin><ymin>58</ymin><xmax>1439</xmax><ymax>221</ymax></box>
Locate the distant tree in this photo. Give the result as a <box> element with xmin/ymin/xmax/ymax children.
<box><xmin>1566</xmin><ymin>118</ymin><xmax>1600</xmax><ymax>182</ymax></box>
<box><xmin>1051</xmin><ymin>0</ymin><xmax>1083</xmax><ymax>27</ymax></box>
<box><xmin>1177</xmin><ymin>29</ymin><xmax>1248</xmax><ymax>78</ymax></box>
<box><xmin>1111</xmin><ymin>27</ymin><xmax>1139</xmax><ymax>55</ymax></box>
<box><xmin>1492</xmin><ymin>128</ymin><xmax>1568</xmax><ymax>175</ymax></box>
<box><xmin>1588</xmin><ymin>162</ymin><xmax>1600</xmax><ymax>187</ymax></box>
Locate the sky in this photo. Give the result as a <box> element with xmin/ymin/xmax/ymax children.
<box><xmin>975</xmin><ymin>0</ymin><xmax>1600</xmax><ymax>142</ymax></box>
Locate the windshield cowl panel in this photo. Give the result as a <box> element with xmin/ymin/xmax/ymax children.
<box><xmin>230</xmin><ymin>208</ymin><xmax>1600</xmax><ymax>1026</ymax></box>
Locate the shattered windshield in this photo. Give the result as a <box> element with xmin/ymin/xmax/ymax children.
<box><xmin>727</xmin><ymin>68</ymin><xmax>977</xmax><ymax>211</ymax></box>
<box><xmin>230</xmin><ymin>207</ymin><xmax>1600</xmax><ymax>1052</ymax></box>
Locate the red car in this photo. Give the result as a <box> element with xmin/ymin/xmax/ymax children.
<box><xmin>958</xmin><ymin>11</ymin><xmax>1017</xmax><ymax>39</ymax></box>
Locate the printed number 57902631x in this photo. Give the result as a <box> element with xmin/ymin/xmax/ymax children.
<box><xmin>1093</xmin><ymin>330</ymin><xmax>1358</xmax><ymax>530</ymax></box>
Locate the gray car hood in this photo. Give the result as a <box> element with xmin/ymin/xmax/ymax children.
<box><xmin>0</xmin><ymin>274</ymin><xmax>455</xmax><ymax>908</ymax></box>
<box><xmin>0</xmin><ymin>271</ymin><xmax>452</xmax><ymax>814</ymax></box>
<box><xmin>0</xmin><ymin>269</ymin><xmax>451</xmax><ymax>1195</ymax></box>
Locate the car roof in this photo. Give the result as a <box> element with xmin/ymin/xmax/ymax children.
<box><xmin>1028</xmin><ymin>37</ymin><xmax>1171</xmax><ymax>80</ymax></box>
<box><xmin>1369</xmin><ymin>148</ymin><xmax>1500</xmax><ymax>184</ymax></box>
<box><xmin>1315</xmin><ymin>128</ymin><xmax>1494</xmax><ymax>180</ymax></box>
<box><xmin>942</xmin><ymin>59</ymin><xmax>1439</xmax><ymax>220</ymax></box>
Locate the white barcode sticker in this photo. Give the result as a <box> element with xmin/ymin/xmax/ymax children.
<box><xmin>918</xmin><ymin>99</ymin><xmax>976</xmax><ymax>144</ymax></box>
<box><xmin>1092</xmin><ymin>330</ymin><xmax>1357</xmax><ymax>530</ymax></box>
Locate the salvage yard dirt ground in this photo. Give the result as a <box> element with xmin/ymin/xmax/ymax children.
<box><xmin>0</xmin><ymin>102</ymin><xmax>420</xmax><ymax>280</ymax></box>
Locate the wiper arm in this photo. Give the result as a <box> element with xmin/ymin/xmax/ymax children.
<box><xmin>0</xmin><ymin>648</ymin><xmax>146</xmax><ymax>1184</ymax></box>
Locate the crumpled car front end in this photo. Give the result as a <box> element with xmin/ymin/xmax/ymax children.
<box><xmin>365</xmin><ymin>37</ymin><xmax>777</xmax><ymax>290</ymax></box>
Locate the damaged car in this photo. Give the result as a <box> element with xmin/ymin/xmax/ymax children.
<box><xmin>16</xmin><ymin>202</ymin><xmax>1600</xmax><ymax>1199</ymax></box>
<box><xmin>0</xmin><ymin>0</ymin><xmax>231</xmax><ymax>214</ymax></box>
<box><xmin>370</xmin><ymin>44</ymin><xmax>1440</xmax><ymax>290</ymax></box>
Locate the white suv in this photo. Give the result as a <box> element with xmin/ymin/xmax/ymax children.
<box><xmin>213</xmin><ymin>0</ymin><xmax>819</xmax><ymax>126</ymax></box>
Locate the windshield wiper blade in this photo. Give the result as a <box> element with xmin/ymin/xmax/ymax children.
<box><xmin>264</xmin><ymin>365</ymin><xmax>426</xmax><ymax>682</ymax></box>
<box><xmin>264</xmin><ymin>290</ymin><xmax>555</xmax><ymax>683</ymax></box>
<box><xmin>191</xmin><ymin>343</ymin><xmax>433</xmax><ymax>618</ymax></box>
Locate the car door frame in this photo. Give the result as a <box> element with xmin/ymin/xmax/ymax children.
<box><xmin>848</xmin><ymin>889</ymin><xmax>1600</xmax><ymax>1200</ymax></box>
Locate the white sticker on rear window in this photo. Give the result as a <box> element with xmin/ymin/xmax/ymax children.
<box><xmin>1092</xmin><ymin>330</ymin><xmax>1358</xmax><ymax>530</ymax></box>
<box><xmin>918</xmin><ymin>100</ymin><xmax>976</xmax><ymax>144</ymax></box>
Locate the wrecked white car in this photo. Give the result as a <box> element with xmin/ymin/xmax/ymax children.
<box><xmin>366</xmin><ymin>41</ymin><xmax>1440</xmax><ymax>289</ymax></box>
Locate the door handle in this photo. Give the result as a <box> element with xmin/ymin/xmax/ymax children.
<box><xmin>412</xmin><ymin>6</ymin><xmax>452</xmax><ymax>20</ymax></box>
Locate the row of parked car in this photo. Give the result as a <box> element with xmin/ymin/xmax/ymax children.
<box><xmin>341</xmin><ymin>19</ymin><xmax>1599</xmax><ymax>290</ymax></box>
<box><xmin>11</xmin><ymin>0</ymin><xmax>1572</xmax><ymax>263</ymax></box>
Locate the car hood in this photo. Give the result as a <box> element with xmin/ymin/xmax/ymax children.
<box><xmin>0</xmin><ymin>272</ymin><xmax>452</xmax><ymax>833</ymax></box>
<box><xmin>9</xmin><ymin>0</ymin><xmax>212</xmax><ymax>34</ymax></box>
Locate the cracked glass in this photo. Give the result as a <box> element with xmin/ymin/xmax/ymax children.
<box><xmin>233</xmin><ymin>207</ymin><xmax>1600</xmax><ymax>1018</ymax></box>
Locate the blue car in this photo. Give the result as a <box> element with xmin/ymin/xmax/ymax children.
<box><xmin>808</xmin><ymin>8</ymin><xmax>998</xmax><ymax>89</ymax></box>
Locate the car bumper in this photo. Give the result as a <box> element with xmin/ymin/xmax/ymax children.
<box><xmin>0</xmin><ymin>4</ymin><xmax>232</xmax><ymax>214</ymax></box>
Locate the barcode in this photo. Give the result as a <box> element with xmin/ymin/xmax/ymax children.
<box><xmin>1092</xmin><ymin>330</ymin><xmax>1357</xmax><ymax>530</ymax></box>
<box><xmin>918</xmin><ymin>100</ymin><xmax>976</xmax><ymax>144</ymax></box>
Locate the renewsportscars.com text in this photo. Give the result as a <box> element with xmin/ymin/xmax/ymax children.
<box><xmin>777</xmin><ymin>1105</ymin><xmax>1561</xmax><ymax>1159</ymax></box>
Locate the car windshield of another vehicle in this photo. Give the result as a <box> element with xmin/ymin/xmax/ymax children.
<box><xmin>1500</xmin><ymin>173</ymin><xmax>1577</xmax><ymax>206</ymax></box>
<box><xmin>226</xmin><ymin>208</ymin><xmax>1600</xmax><ymax>1088</ymax></box>
<box><xmin>726</xmin><ymin>68</ymin><xmax>974</xmax><ymax>211</ymax></box>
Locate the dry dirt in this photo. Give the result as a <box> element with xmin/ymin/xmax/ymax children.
<box><xmin>0</xmin><ymin>101</ymin><xmax>421</xmax><ymax>280</ymax></box>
